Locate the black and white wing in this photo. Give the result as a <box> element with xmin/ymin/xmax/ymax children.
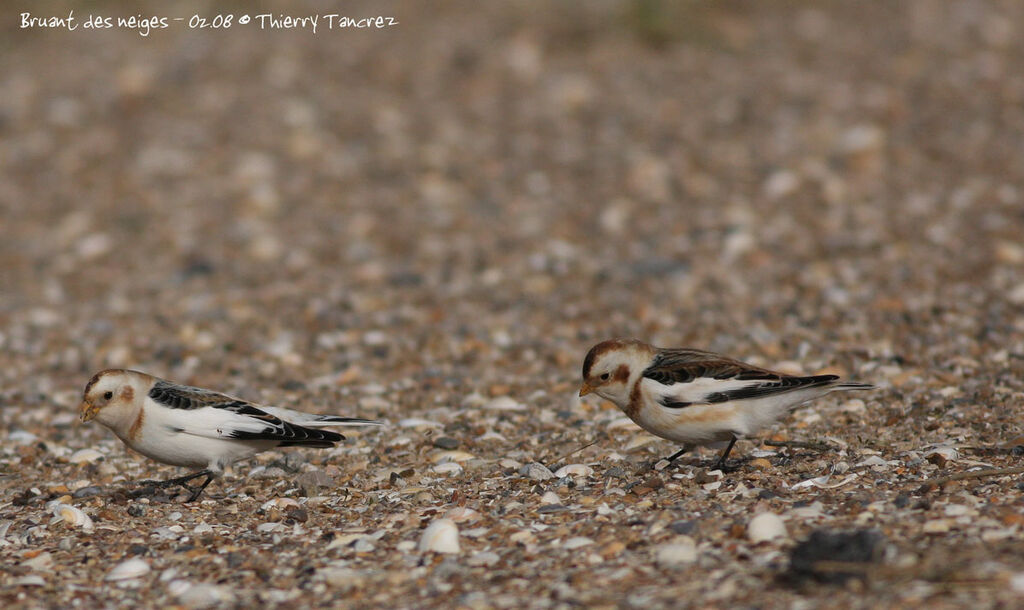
<box><xmin>640</xmin><ymin>348</ymin><xmax>843</xmax><ymax>409</ymax></box>
<box><xmin>147</xmin><ymin>379</ymin><xmax>351</xmax><ymax>447</ymax></box>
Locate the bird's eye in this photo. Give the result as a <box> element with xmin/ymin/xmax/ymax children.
<box><xmin>600</xmin><ymin>373</ymin><xmax>610</xmax><ymax>381</ymax></box>
<box><xmin>103</xmin><ymin>391</ymin><xmax>113</xmax><ymax>400</ymax></box>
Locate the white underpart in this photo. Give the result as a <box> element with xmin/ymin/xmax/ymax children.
<box><xmin>129</xmin><ymin>398</ymin><xmax>279</xmax><ymax>471</ymax></box>
<box><xmin>629</xmin><ymin>377</ymin><xmax>850</xmax><ymax>446</ymax></box>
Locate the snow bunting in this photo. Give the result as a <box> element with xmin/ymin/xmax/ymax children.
<box><xmin>579</xmin><ymin>339</ymin><xmax>873</xmax><ymax>470</ymax></box>
<box><xmin>79</xmin><ymin>369</ymin><xmax>381</xmax><ymax>501</ymax></box>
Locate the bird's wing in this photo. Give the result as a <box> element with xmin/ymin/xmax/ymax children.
<box><xmin>641</xmin><ymin>349</ymin><xmax>838</xmax><ymax>408</ymax></box>
<box><xmin>148</xmin><ymin>380</ymin><xmax>343</xmax><ymax>446</ymax></box>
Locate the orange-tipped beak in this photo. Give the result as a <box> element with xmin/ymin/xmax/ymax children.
<box><xmin>79</xmin><ymin>401</ymin><xmax>98</xmax><ymax>422</ymax></box>
<box><xmin>578</xmin><ymin>383</ymin><xmax>594</xmax><ymax>397</ymax></box>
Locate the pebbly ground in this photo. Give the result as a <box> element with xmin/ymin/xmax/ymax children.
<box><xmin>2</xmin><ymin>1</ymin><xmax>1024</xmax><ymax>608</ymax></box>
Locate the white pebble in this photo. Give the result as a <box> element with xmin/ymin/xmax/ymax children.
<box><xmin>106</xmin><ymin>558</ymin><xmax>151</xmax><ymax>581</ymax></box>
<box><xmin>168</xmin><ymin>580</ymin><xmax>236</xmax><ymax>608</ymax></box>
<box><xmin>519</xmin><ymin>463</ymin><xmax>555</xmax><ymax>481</ymax></box>
<box><xmin>483</xmin><ymin>396</ymin><xmax>526</xmax><ymax>411</ymax></box>
<box><xmin>539</xmin><ymin>491</ymin><xmax>561</xmax><ymax>505</ymax></box>
<box><xmin>318</xmin><ymin>567</ymin><xmax>367</xmax><ymax>592</ymax></box>
<box><xmin>419</xmin><ymin>519</ymin><xmax>460</xmax><ymax>554</ymax></box>
<box><xmin>654</xmin><ymin>537</ymin><xmax>698</xmax><ymax>566</ymax></box>
<box><xmin>562</xmin><ymin>537</ymin><xmax>593</xmax><ymax>550</ymax></box>
<box><xmin>748</xmin><ymin>513</ymin><xmax>787</xmax><ymax>543</ymax></box>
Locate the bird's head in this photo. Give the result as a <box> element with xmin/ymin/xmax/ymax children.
<box><xmin>79</xmin><ymin>369</ymin><xmax>148</xmax><ymax>424</ymax></box>
<box><xmin>579</xmin><ymin>339</ymin><xmax>653</xmax><ymax>407</ymax></box>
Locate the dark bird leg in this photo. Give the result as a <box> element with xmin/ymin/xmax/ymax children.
<box><xmin>138</xmin><ymin>470</ymin><xmax>215</xmax><ymax>502</ymax></box>
<box><xmin>712</xmin><ymin>436</ymin><xmax>738</xmax><ymax>471</ymax></box>
<box><xmin>665</xmin><ymin>447</ymin><xmax>690</xmax><ymax>463</ymax></box>
<box><xmin>639</xmin><ymin>446</ymin><xmax>691</xmax><ymax>474</ymax></box>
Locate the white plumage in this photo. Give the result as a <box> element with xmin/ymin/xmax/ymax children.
<box><xmin>579</xmin><ymin>339</ymin><xmax>873</xmax><ymax>469</ymax></box>
<box><xmin>79</xmin><ymin>369</ymin><xmax>381</xmax><ymax>500</ymax></box>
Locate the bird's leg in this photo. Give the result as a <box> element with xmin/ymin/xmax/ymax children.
<box><xmin>640</xmin><ymin>446</ymin><xmax>691</xmax><ymax>474</ymax></box>
<box><xmin>665</xmin><ymin>447</ymin><xmax>690</xmax><ymax>463</ymax></box>
<box><xmin>137</xmin><ymin>470</ymin><xmax>215</xmax><ymax>501</ymax></box>
<box><xmin>711</xmin><ymin>437</ymin><xmax>738</xmax><ymax>472</ymax></box>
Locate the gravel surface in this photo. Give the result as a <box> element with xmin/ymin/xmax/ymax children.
<box><xmin>3</xmin><ymin>1</ymin><xmax>1024</xmax><ymax>608</ymax></box>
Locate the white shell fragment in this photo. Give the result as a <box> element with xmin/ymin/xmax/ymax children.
<box><xmin>655</xmin><ymin>537</ymin><xmax>698</xmax><ymax>566</ymax></box>
<box><xmin>791</xmin><ymin>473</ymin><xmax>859</xmax><ymax>490</ymax></box>
<box><xmin>261</xmin><ymin>498</ymin><xmax>300</xmax><ymax>511</ymax></box>
<box><xmin>562</xmin><ymin>537</ymin><xmax>593</xmax><ymax>550</ymax></box>
<box><xmin>106</xmin><ymin>558</ymin><xmax>151</xmax><ymax>581</ymax></box>
<box><xmin>431</xmin><ymin>462</ymin><xmax>463</xmax><ymax>475</ymax></box>
<box><xmin>430</xmin><ymin>450</ymin><xmax>476</xmax><ymax>463</ymax></box>
<box><xmin>483</xmin><ymin>396</ymin><xmax>526</xmax><ymax>411</ymax></box>
<box><xmin>52</xmin><ymin>504</ymin><xmax>94</xmax><ymax>532</ymax></box>
<box><xmin>419</xmin><ymin>519</ymin><xmax>461</xmax><ymax>554</ymax></box>
<box><xmin>168</xmin><ymin>580</ymin><xmax>237</xmax><ymax>607</ymax></box>
<box><xmin>444</xmin><ymin>507</ymin><xmax>480</xmax><ymax>523</ymax></box>
<box><xmin>68</xmin><ymin>448</ymin><xmax>104</xmax><ymax>464</ymax></box>
<box><xmin>539</xmin><ymin>491</ymin><xmax>561</xmax><ymax>505</ymax></box>
<box><xmin>748</xmin><ymin>513</ymin><xmax>787</xmax><ymax>543</ymax></box>
<box><xmin>924</xmin><ymin>446</ymin><xmax>959</xmax><ymax>465</ymax></box>
<box><xmin>554</xmin><ymin>464</ymin><xmax>594</xmax><ymax>478</ymax></box>
<box><xmin>519</xmin><ymin>463</ymin><xmax>555</xmax><ymax>481</ymax></box>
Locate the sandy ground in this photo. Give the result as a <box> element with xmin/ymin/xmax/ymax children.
<box><xmin>2</xmin><ymin>1</ymin><xmax>1024</xmax><ymax>608</ymax></box>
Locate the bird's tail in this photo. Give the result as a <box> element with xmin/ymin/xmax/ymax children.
<box><xmin>832</xmin><ymin>382</ymin><xmax>875</xmax><ymax>391</ymax></box>
<box><xmin>309</xmin><ymin>415</ymin><xmax>383</xmax><ymax>427</ymax></box>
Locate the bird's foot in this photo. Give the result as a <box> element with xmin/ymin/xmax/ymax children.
<box><xmin>133</xmin><ymin>470</ymin><xmax>214</xmax><ymax>502</ymax></box>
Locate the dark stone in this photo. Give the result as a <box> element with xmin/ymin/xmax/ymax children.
<box><xmin>789</xmin><ymin>529</ymin><xmax>886</xmax><ymax>584</ymax></box>
<box><xmin>433</xmin><ymin>437</ymin><xmax>460</xmax><ymax>450</ymax></box>
<box><xmin>893</xmin><ymin>494</ymin><xmax>911</xmax><ymax>509</ymax></box>
<box><xmin>281</xmin><ymin>379</ymin><xmax>306</xmax><ymax>392</ymax></box>
<box><xmin>603</xmin><ymin>467</ymin><xmax>626</xmax><ymax>479</ymax></box>
<box><xmin>127</xmin><ymin>503</ymin><xmax>147</xmax><ymax>517</ymax></box>
<box><xmin>72</xmin><ymin>486</ymin><xmax>103</xmax><ymax>499</ymax></box>
<box><xmin>126</xmin><ymin>544</ymin><xmax>148</xmax><ymax>556</ymax></box>
<box><xmin>286</xmin><ymin>508</ymin><xmax>309</xmax><ymax>523</ymax></box>
<box><xmin>668</xmin><ymin>520</ymin><xmax>697</xmax><ymax>535</ymax></box>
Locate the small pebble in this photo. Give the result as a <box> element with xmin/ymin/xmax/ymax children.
<box><xmin>654</xmin><ymin>537</ymin><xmax>698</xmax><ymax>566</ymax></box>
<box><xmin>433</xmin><ymin>437</ymin><xmax>460</xmax><ymax>450</ymax></box>
<box><xmin>419</xmin><ymin>519</ymin><xmax>460</xmax><ymax>554</ymax></box>
<box><xmin>748</xmin><ymin>513</ymin><xmax>787</xmax><ymax>543</ymax></box>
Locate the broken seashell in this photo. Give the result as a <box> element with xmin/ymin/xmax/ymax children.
<box><xmin>68</xmin><ymin>449</ymin><xmax>104</xmax><ymax>464</ymax></box>
<box><xmin>419</xmin><ymin>519</ymin><xmax>460</xmax><ymax>554</ymax></box>
<box><xmin>53</xmin><ymin>504</ymin><xmax>94</xmax><ymax>532</ymax></box>
<box><xmin>539</xmin><ymin>491</ymin><xmax>561</xmax><ymax>505</ymax></box>
<box><xmin>430</xmin><ymin>450</ymin><xmax>476</xmax><ymax>463</ymax></box>
<box><xmin>106</xmin><ymin>558</ymin><xmax>151</xmax><ymax>581</ymax></box>
<box><xmin>554</xmin><ymin>464</ymin><xmax>594</xmax><ymax>478</ymax></box>
<box><xmin>444</xmin><ymin>507</ymin><xmax>480</xmax><ymax>523</ymax></box>
<box><xmin>431</xmin><ymin>462</ymin><xmax>463</xmax><ymax>475</ymax></box>
<box><xmin>261</xmin><ymin>497</ymin><xmax>300</xmax><ymax>511</ymax></box>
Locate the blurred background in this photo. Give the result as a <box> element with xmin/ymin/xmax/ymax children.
<box><xmin>1</xmin><ymin>0</ymin><xmax>1022</xmax><ymax>420</ymax></box>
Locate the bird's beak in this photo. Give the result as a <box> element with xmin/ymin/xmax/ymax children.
<box><xmin>79</xmin><ymin>401</ymin><xmax>98</xmax><ymax>422</ymax></box>
<box><xmin>578</xmin><ymin>383</ymin><xmax>594</xmax><ymax>397</ymax></box>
